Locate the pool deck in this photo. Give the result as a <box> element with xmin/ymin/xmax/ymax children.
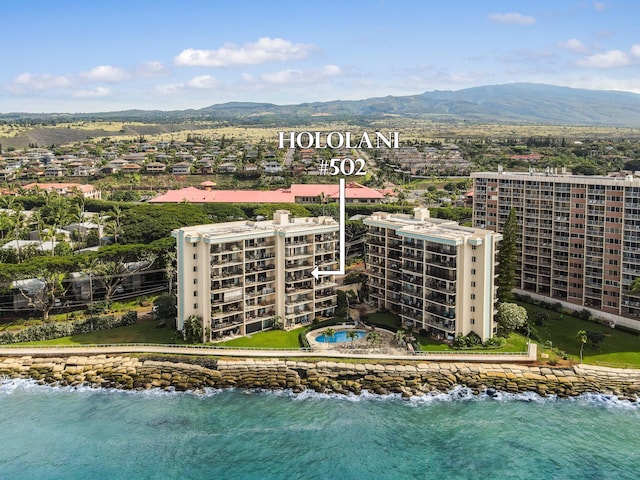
<box><xmin>306</xmin><ymin>324</ymin><xmax>400</xmax><ymax>352</ymax></box>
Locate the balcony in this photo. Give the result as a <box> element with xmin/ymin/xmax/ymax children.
<box><xmin>211</xmin><ymin>316</ymin><xmax>243</xmax><ymax>333</ymax></box>
<box><xmin>211</xmin><ymin>280</ymin><xmax>243</xmax><ymax>291</ymax></box>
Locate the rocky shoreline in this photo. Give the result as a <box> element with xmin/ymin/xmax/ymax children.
<box><xmin>1</xmin><ymin>355</ymin><xmax>639</xmax><ymax>401</ymax></box>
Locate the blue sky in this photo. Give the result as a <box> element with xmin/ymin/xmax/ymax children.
<box><xmin>2</xmin><ymin>0</ymin><xmax>640</xmax><ymax>112</ymax></box>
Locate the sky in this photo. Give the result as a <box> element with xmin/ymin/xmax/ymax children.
<box><xmin>2</xmin><ymin>0</ymin><xmax>640</xmax><ymax>113</ymax></box>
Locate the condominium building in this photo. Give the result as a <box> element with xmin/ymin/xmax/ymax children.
<box><xmin>172</xmin><ymin>210</ymin><xmax>339</xmax><ymax>342</ymax></box>
<box><xmin>472</xmin><ymin>170</ymin><xmax>640</xmax><ymax>330</ymax></box>
<box><xmin>364</xmin><ymin>208</ymin><xmax>501</xmax><ymax>341</ymax></box>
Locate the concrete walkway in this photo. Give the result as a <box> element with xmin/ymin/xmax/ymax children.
<box><xmin>0</xmin><ymin>343</ymin><xmax>538</xmax><ymax>363</ymax></box>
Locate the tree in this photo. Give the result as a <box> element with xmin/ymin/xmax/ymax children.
<box><xmin>394</xmin><ymin>329</ymin><xmax>406</xmax><ymax>345</ymax></box>
<box><xmin>14</xmin><ymin>269</ymin><xmax>67</xmax><ymax>322</ymax></box>
<box><xmin>153</xmin><ymin>293</ymin><xmax>177</xmax><ymax>327</ymax></box>
<box><xmin>163</xmin><ymin>250</ymin><xmax>176</xmax><ymax>294</ymax></box>
<box><xmin>576</xmin><ymin>329</ymin><xmax>587</xmax><ymax>364</ymax></box>
<box><xmin>183</xmin><ymin>315</ymin><xmax>203</xmax><ymax>343</ymax></box>
<box><xmin>496</xmin><ymin>208</ymin><xmax>519</xmax><ymax>302</ymax></box>
<box><xmin>496</xmin><ymin>302</ymin><xmax>528</xmax><ymax>336</ymax></box>
<box><xmin>366</xmin><ymin>330</ymin><xmax>381</xmax><ymax>349</ymax></box>
<box><xmin>90</xmin><ymin>246</ymin><xmax>157</xmax><ymax>302</ymax></box>
<box><xmin>270</xmin><ymin>315</ymin><xmax>283</xmax><ymax>330</ymax></box>
<box><xmin>106</xmin><ymin>205</ymin><xmax>124</xmax><ymax>244</ymax></box>
<box><xmin>322</xmin><ymin>327</ymin><xmax>336</xmax><ymax>348</ymax></box>
<box><xmin>345</xmin><ymin>329</ymin><xmax>359</xmax><ymax>347</ymax></box>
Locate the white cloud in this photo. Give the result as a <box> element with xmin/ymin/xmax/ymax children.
<box><xmin>321</xmin><ymin>64</ymin><xmax>342</xmax><ymax>76</ymax></box>
<box><xmin>72</xmin><ymin>87</ymin><xmax>111</xmax><ymax>98</ymax></box>
<box><xmin>260</xmin><ymin>64</ymin><xmax>342</xmax><ymax>84</ymax></box>
<box><xmin>261</xmin><ymin>69</ymin><xmax>305</xmax><ymax>84</ymax></box>
<box><xmin>186</xmin><ymin>75</ymin><xmax>218</xmax><ymax>89</ymax></box>
<box><xmin>488</xmin><ymin>12</ymin><xmax>536</xmax><ymax>25</ymax></box>
<box><xmin>80</xmin><ymin>65</ymin><xmax>130</xmax><ymax>83</ymax></box>
<box><xmin>577</xmin><ymin>49</ymin><xmax>631</xmax><ymax>68</ymax></box>
<box><xmin>559</xmin><ymin>38</ymin><xmax>589</xmax><ymax>54</ymax></box>
<box><xmin>175</xmin><ymin>37</ymin><xmax>316</xmax><ymax>67</ymax></box>
<box><xmin>135</xmin><ymin>61</ymin><xmax>169</xmax><ymax>77</ymax></box>
<box><xmin>154</xmin><ymin>83</ymin><xmax>185</xmax><ymax>95</ymax></box>
<box><xmin>630</xmin><ymin>44</ymin><xmax>640</xmax><ymax>58</ymax></box>
<box><xmin>5</xmin><ymin>72</ymin><xmax>73</xmax><ymax>93</ymax></box>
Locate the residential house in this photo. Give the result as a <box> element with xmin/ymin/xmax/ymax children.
<box><xmin>218</xmin><ymin>162</ymin><xmax>237</xmax><ymax>173</ymax></box>
<box><xmin>172</xmin><ymin>162</ymin><xmax>192</xmax><ymax>174</ymax></box>
<box><xmin>146</xmin><ymin>162</ymin><xmax>167</xmax><ymax>173</ymax></box>
<box><xmin>262</xmin><ymin>161</ymin><xmax>284</xmax><ymax>174</ymax></box>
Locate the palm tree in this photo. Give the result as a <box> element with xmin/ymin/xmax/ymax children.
<box><xmin>322</xmin><ymin>327</ymin><xmax>336</xmax><ymax>348</ymax></box>
<box><xmin>366</xmin><ymin>330</ymin><xmax>381</xmax><ymax>349</ymax></box>
<box><xmin>394</xmin><ymin>329</ymin><xmax>406</xmax><ymax>346</ymax></box>
<box><xmin>576</xmin><ymin>330</ymin><xmax>587</xmax><ymax>364</ymax></box>
<box><xmin>319</xmin><ymin>191</ymin><xmax>327</xmax><ymax>216</ymax></box>
<box><xmin>346</xmin><ymin>329</ymin><xmax>359</xmax><ymax>348</ymax></box>
<box><xmin>7</xmin><ymin>204</ymin><xmax>27</xmax><ymax>262</ymax></box>
<box><xmin>106</xmin><ymin>205</ymin><xmax>124</xmax><ymax>244</ymax></box>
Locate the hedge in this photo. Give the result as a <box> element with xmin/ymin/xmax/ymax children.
<box><xmin>0</xmin><ymin>310</ymin><xmax>138</xmax><ymax>344</ymax></box>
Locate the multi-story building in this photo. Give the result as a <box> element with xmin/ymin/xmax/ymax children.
<box><xmin>364</xmin><ymin>208</ymin><xmax>501</xmax><ymax>341</ymax></box>
<box><xmin>172</xmin><ymin>210</ymin><xmax>339</xmax><ymax>342</ymax></box>
<box><xmin>472</xmin><ymin>170</ymin><xmax>640</xmax><ymax>330</ymax></box>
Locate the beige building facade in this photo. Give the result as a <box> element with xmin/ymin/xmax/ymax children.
<box><xmin>172</xmin><ymin>211</ymin><xmax>338</xmax><ymax>342</ymax></box>
<box><xmin>364</xmin><ymin>208</ymin><xmax>501</xmax><ymax>341</ymax></box>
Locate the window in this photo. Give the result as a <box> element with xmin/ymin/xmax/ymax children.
<box><xmin>471</xmin><ymin>269</ymin><xmax>476</xmax><ymax>275</ymax></box>
<box><xmin>193</xmin><ymin>291</ymin><xmax>198</xmax><ymax>297</ymax></box>
<box><xmin>193</xmin><ymin>303</ymin><xmax>198</xmax><ymax>309</ymax></box>
<box><xmin>193</xmin><ymin>278</ymin><xmax>198</xmax><ymax>284</ymax></box>
<box><xmin>470</xmin><ymin>318</ymin><xmax>475</xmax><ymax>325</ymax></box>
<box><xmin>471</xmin><ymin>293</ymin><xmax>476</xmax><ymax>300</ymax></box>
<box><xmin>471</xmin><ymin>281</ymin><xmax>476</xmax><ymax>287</ymax></box>
<box><xmin>470</xmin><ymin>306</ymin><xmax>476</xmax><ymax>312</ymax></box>
<box><xmin>193</xmin><ymin>266</ymin><xmax>197</xmax><ymax>272</ymax></box>
<box><xmin>193</xmin><ymin>254</ymin><xmax>197</xmax><ymax>259</ymax></box>
<box><xmin>471</xmin><ymin>256</ymin><xmax>477</xmax><ymax>263</ymax></box>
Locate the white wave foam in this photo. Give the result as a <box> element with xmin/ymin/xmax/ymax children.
<box><xmin>1</xmin><ymin>378</ymin><xmax>637</xmax><ymax>409</ymax></box>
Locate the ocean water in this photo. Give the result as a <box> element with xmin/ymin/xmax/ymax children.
<box><xmin>0</xmin><ymin>381</ymin><xmax>638</xmax><ymax>480</ymax></box>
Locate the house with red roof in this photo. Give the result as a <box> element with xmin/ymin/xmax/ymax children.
<box><xmin>149</xmin><ymin>182</ymin><xmax>387</xmax><ymax>205</ymax></box>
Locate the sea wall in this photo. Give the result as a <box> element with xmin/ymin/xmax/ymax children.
<box><xmin>1</xmin><ymin>355</ymin><xmax>638</xmax><ymax>401</ymax></box>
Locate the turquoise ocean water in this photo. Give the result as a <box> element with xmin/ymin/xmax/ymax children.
<box><xmin>0</xmin><ymin>380</ymin><xmax>638</xmax><ymax>479</ymax></box>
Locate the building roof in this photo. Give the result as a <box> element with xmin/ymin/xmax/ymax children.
<box><xmin>149</xmin><ymin>182</ymin><xmax>386</xmax><ymax>204</ymax></box>
<box><xmin>22</xmin><ymin>182</ymin><xmax>97</xmax><ymax>194</ymax></box>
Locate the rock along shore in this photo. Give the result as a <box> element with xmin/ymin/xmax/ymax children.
<box><xmin>1</xmin><ymin>355</ymin><xmax>639</xmax><ymax>401</ymax></box>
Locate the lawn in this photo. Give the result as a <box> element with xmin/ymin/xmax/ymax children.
<box><xmin>214</xmin><ymin>328</ymin><xmax>302</xmax><ymax>348</ymax></box>
<box><xmin>517</xmin><ymin>301</ymin><xmax>640</xmax><ymax>368</ymax></box>
<box><xmin>17</xmin><ymin>318</ymin><xmax>181</xmax><ymax>346</ymax></box>
<box><xmin>365</xmin><ymin>311</ymin><xmax>529</xmax><ymax>352</ymax></box>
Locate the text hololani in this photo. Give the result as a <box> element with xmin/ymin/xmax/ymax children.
<box><xmin>278</xmin><ymin>131</ymin><xmax>400</xmax><ymax>149</ymax></box>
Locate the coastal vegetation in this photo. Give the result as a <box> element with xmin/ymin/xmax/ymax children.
<box><xmin>5</xmin><ymin>305</ymin><xmax>639</xmax><ymax>368</ymax></box>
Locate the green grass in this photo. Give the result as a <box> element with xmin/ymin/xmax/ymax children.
<box><xmin>17</xmin><ymin>319</ymin><xmax>181</xmax><ymax>346</ymax></box>
<box><xmin>214</xmin><ymin>328</ymin><xmax>302</xmax><ymax>349</ymax></box>
<box><xmin>366</xmin><ymin>311</ymin><xmax>528</xmax><ymax>352</ymax></box>
<box><xmin>517</xmin><ymin>301</ymin><xmax>640</xmax><ymax>368</ymax></box>
<box><xmin>13</xmin><ymin>303</ymin><xmax>640</xmax><ymax>368</ymax></box>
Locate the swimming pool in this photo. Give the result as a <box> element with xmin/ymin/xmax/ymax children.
<box><xmin>315</xmin><ymin>330</ymin><xmax>366</xmax><ymax>343</ymax></box>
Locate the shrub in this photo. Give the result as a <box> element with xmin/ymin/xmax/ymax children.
<box><xmin>0</xmin><ymin>310</ymin><xmax>138</xmax><ymax>344</ymax></box>
<box><xmin>484</xmin><ymin>336</ymin><xmax>506</xmax><ymax>348</ymax></box>
<box><xmin>577</xmin><ymin>309</ymin><xmax>592</xmax><ymax>321</ymax></box>
<box><xmin>586</xmin><ymin>330</ymin><xmax>605</xmax><ymax>347</ymax></box>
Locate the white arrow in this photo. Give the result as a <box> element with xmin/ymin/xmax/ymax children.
<box><xmin>311</xmin><ymin>177</ymin><xmax>345</xmax><ymax>280</ymax></box>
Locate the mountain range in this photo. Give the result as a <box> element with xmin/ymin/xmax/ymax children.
<box><xmin>3</xmin><ymin>83</ymin><xmax>640</xmax><ymax>127</ymax></box>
